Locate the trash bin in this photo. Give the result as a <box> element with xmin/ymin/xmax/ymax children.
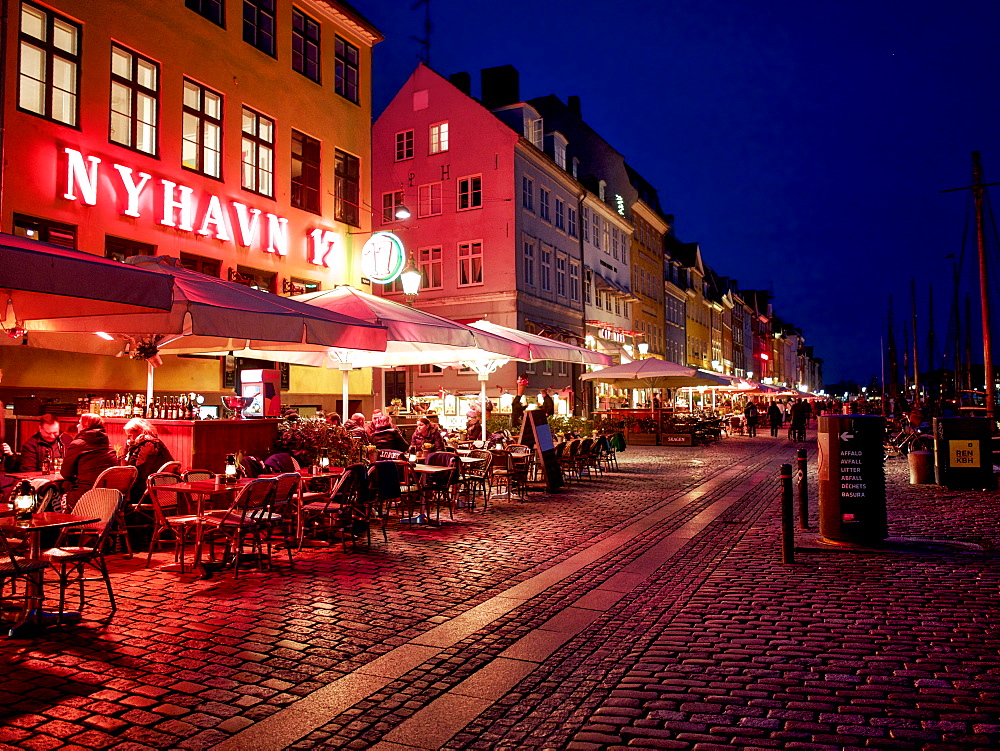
<box><xmin>908</xmin><ymin>450</ymin><xmax>934</xmax><ymax>484</ymax></box>
<box><xmin>932</xmin><ymin>417</ymin><xmax>996</xmax><ymax>490</ymax></box>
<box><xmin>817</xmin><ymin>414</ymin><xmax>887</xmax><ymax>543</ymax></box>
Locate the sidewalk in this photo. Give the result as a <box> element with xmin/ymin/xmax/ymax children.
<box><xmin>1</xmin><ymin>434</ymin><xmax>998</xmax><ymax>750</ymax></box>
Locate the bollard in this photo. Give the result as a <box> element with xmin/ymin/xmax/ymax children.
<box><xmin>781</xmin><ymin>463</ymin><xmax>794</xmax><ymax>564</ymax></box>
<box><xmin>796</xmin><ymin>448</ymin><xmax>809</xmax><ymax>529</ymax></box>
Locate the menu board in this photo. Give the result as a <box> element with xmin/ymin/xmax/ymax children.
<box><xmin>518</xmin><ymin>409</ymin><xmax>564</xmax><ymax>491</ymax></box>
<box><xmin>817</xmin><ymin>414</ymin><xmax>886</xmax><ymax>542</ymax></box>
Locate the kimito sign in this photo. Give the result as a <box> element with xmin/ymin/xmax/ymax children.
<box><xmin>59</xmin><ymin>147</ymin><xmax>345</xmax><ymax>268</ymax></box>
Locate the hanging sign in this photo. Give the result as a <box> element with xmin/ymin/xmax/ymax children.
<box><xmin>360</xmin><ymin>232</ymin><xmax>406</xmax><ymax>284</ymax></box>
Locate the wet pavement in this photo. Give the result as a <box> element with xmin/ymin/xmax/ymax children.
<box><xmin>1</xmin><ymin>433</ymin><xmax>999</xmax><ymax>750</ymax></box>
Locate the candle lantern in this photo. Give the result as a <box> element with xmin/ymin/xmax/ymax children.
<box><xmin>13</xmin><ymin>480</ymin><xmax>35</xmax><ymax>525</ymax></box>
<box><xmin>222</xmin><ymin>454</ymin><xmax>239</xmax><ymax>485</ymax></box>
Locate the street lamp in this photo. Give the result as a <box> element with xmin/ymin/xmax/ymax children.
<box><xmin>638</xmin><ymin>341</ymin><xmax>649</xmax><ymax>356</ymax></box>
<box><xmin>399</xmin><ymin>257</ymin><xmax>421</xmax><ymax>305</ymax></box>
<box><xmin>394</xmin><ymin>204</ymin><xmax>411</xmax><ymax>220</ymax></box>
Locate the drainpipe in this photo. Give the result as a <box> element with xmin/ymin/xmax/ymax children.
<box><xmin>0</xmin><ymin>0</ymin><xmax>9</xmax><ymax>219</ymax></box>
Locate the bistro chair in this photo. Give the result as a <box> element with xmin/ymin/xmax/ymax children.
<box><xmin>459</xmin><ymin>449</ymin><xmax>492</xmax><ymax>509</ymax></box>
<box><xmin>157</xmin><ymin>460</ymin><xmax>182</xmax><ymax>475</ymax></box>
<box><xmin>0</xmin><ymin>528</ymin><xmax>49</xmax><ymax>627</ymax></box>
<box><xmin>299</xmin><ymin>464</ymin><xmax>366</xmax><ymax>550</ymax></box>
<box><xmin>199</xmin><ymin>477</ymin><xmax>278</xmax><ymax>578</ymax></box>
<box><xmin>575</xmin><ymin>437</ymin><xmax>597</xmax><ymax>480</ymax></box>
<box><xmin>508</xmin><ymin>444</ymin><xmax>536</xmax><ymax>482</ymax></box>
<box><xmin>183</xmin><ymin>469</ymin><xmax>214</xmax><ymax>483</ymax></box>
<box><xmin>267</xmin><ymin>472</ymin><xmax>301</xmax><ymax>564</ymax></box>
<box><xmin>421</xmin><ymin>452</ymin><xmax>461</xmax><ymax>522</ymax></box>
<box><xmin>93</xmin><ymin>465</ymin><xmax>138</xmax><ymax>557</ymax></box>
<box><xmin>145</xmin><ymin>472</ymin><xmax>199</xmax><ymax>573</ymax></box>
<box><xmin>361</xmin><ymin>461</ymin><xmax>401</xmax><ymax>545</ymax></box>
<box><xmin>43</xmin><ymin>487</ymin><xmax>127</xmax><ymax>619</ymax></box>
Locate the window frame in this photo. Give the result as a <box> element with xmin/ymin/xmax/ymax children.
<box><xmin>418</xmin><ymin>245</ymin><xmax>443</xmax><ymax>290</ymax></box>
<box><xmin>334</xmin><ymin>148</ymin><xmax>361</xmax><ymax>227</ymax></box>
<box><xmin>523</xmin><ymin>239</ymin><xmax>536</xmax><ymax>287</ymax></box>
<box><xmin>13</xmin><ymin>213</ymin><xmax>76</xmax><ymax>249</ymax></box>
<box><xmin>290</xmin><ymin>128</ymin><xmax>321</xmax><ymax>214</ymax></box>
<box><xmin>521</xmin><ymin>176</ymin><xmax>534</xmax><ymax>211</ymax></box>
<box><xmin>291</xmin><ymin>7</ymin><xmax>321</xmax><ymax>84</ymax></box>
<box><xmin>394</xmin><ymin>129</ymin><xmax>414</xmax><ymax>161</ymax></box>
<box><xmin>569</xmin><ymin>261</ymin><xmax>581</xmax><ymax>302</ymax></box>
<box><xmin>334</xmin><ymin>34</ymin><xmax>359</xmax><ymax>104</ymax></box>
<box><xmin>181</xmin><ymin>78</ymin><xmax>223</xmax><ymax>179</ymax></box>
<box><xmin>554</xmin><ymin>197</ymin><xmax>565</xmax><ymax>230</ymax></box>
<box><xmin>539</xmin><ymin>188</ymin><xmax>550</xmax><ymax>222</ymax></box>
<box><xmin>555</xmin><ymin>254</ymin><xmax>567</xmax><ymax>297</ymax></box>
<box><xmin>243</xmin><ymin>0</ymin><xmax>276</xmax><ymax>56</ymax></box>
<box><xmin>17</xmin><ymin>1</ymin><xmax>81</xmax><ymax>127</ymax></box>
<box><xmin>186</xmin><ymin>0</ymin><xmax>224</xmax><ymax>27</ymax></box>
<box><xmin>540</xmin><ymin>246</ymin><xmax>552</xmax><ymax>292</ymax></box>
<box><xmin>417</xmin><ymin>182</ymin><xmax>443</xmax><ymax>217</ymax></box>
<box><xmin>457</xmin><ymin>174</ymin><xmax>482</xmax><ymax>211</ymax></box>
<box><xmin>109</xmin><ymin>44</ymin><xmax>159</xmax><ymax>155</ymax></box>
<box><xmin>429</xmin><ymin>121</ymin><xmax>449</xmax><ymax>154</ymax></box>
<box><xmin>241</xmin><ymin>106</ymin><xmax>274</xmax><ymax>198</ymax></box>
<box><xmin>457</xmin><ymin>240</ymin><xmax>483</xmax><ymax>287</ymax></box>
<box><xmin>567</xmin><ymin>206</ymin><xmax>578</xmax><ymax>237</ymax></box>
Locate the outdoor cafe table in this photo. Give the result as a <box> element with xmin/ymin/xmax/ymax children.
<box><xmin>403</xmin><ymin>463</ymin><xmax>452</xmax><ymax>526</ymax></box>
<box><xmin>1</xmin><ymin>511</ymin><xmax>101</xmax><ymax>638</ymax></box>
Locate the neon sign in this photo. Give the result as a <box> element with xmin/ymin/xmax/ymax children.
<box><xmin>360</xmin><ymin>232</ymin><xmax>406</xmax><ymax>283</ymax></box>
<box><xmin>60</xmin><ymin>147</ymin><xmax>333</xmax><ymax>265</ymax></box>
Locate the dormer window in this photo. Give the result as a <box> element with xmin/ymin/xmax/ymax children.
<box><xmin>526</xmin><ymin>117</ymin><xmax>543</xmax><ymax>149</ymax></box>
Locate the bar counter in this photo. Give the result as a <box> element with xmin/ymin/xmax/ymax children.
<box><xmin>102</xmin><ymin>418</ymin><xmax>279</xmax><ymax>473</ymax></box>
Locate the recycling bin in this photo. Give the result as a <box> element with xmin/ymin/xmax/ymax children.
<box><xmin>933</xmin><ymin>417</ymin><xmax>995</xmax><ymax>490</ymax></box>
<box><xmin>817</xmin><ymin>414</ymin><xmax>887</xmax><ymax>543</ymax></box>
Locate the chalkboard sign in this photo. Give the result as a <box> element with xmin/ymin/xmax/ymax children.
<box><xmin>518</xmin><ymin>409</ymin><xmax>564</xmax><ymax>491</ymax></box>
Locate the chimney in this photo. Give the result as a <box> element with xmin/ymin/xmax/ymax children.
<box><xmin>480</xmin><ymin>65</ymin><xmax>520</xmax><ymax>110</ymax></box>
<box><xmin>568</xmin><ymin>95</ymin><xmax>581</xmax><ymax>117</ymax></box>
<box><xmin>449</xmin><ymin>71</ymin><xmax>471</xmax><ymax>96</ymax></box>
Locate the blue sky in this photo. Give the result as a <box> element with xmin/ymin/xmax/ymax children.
<box><xmin>363</xmin><ymin>0</ymin><xmax>1000</xmax><ymax>385</ymax></box>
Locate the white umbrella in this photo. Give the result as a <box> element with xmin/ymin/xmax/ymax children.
<box><xmin>223</xmin><ymin>287</ymin><xmax>529</xmax><ymax>419</ymax></box>
<box><xmin>1</xmin><ymin>233</ymin><xmax>173</xmax><ymax>325</ymax></box>
<box><xmin>469</xmin><ymin>320</ymin><xmax>612</xmax><ymax>366</ymax></box>
<box><xmin>4</xmin><ymin>256</ymin><xmax>388</xmax><ymax>407</ymax></box>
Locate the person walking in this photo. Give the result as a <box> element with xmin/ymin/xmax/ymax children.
<box><xmin>768</xmin><ymin>401</ymin><xmax>783</xmax><ymax>437</ymax></box>
<box><xmin>743</xmin><ymin>400</ymin><xmax>759</xmax><ymax>437</ymax></box>
<box><xmin>540</xmin><ymin>389</ymin><xmax>555</xmax><ymax>419</ymax></box>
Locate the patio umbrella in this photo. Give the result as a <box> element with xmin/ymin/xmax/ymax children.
<box><xmin>4</xmin><ymin>256</ymin><xmax>388</xmax><ymax>406</ymax></box>
<box><xmin>579</xmin><ymin>359</ymin><xmax>730</xmax><ymax>444</ymax></box>
<box><xmin>469</xmin><ymin>320</ymin><xmax>612</xmax><ymax>366</ymax></box>
<box><xmin>0</xmin><ymin>233</ymin><xmax>173</xmax><ymax>325</ymax></box>
<box><xmin>222</xmin><ymin>287</ymin><xmax>530</xmax><ymax>419</ymax></box>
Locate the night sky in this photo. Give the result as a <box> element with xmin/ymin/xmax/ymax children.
<box><xmin>363</xmin><ymin>0</ymin><xmax>1000</xmax><ymax>387</ymax></box>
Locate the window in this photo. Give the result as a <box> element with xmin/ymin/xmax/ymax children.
<box><xmin>291</xmin><ymin>129</ymin><xmax>321</xmax><ymax>213</ymax></box>
<box><xmin>417</xmin><ymin>182</ymin><xmax>442</xmax><ymax>217</ymax></box>
<box><xmin>179</xmin><ymin>252</ymin><xmax>220</xmax><ymax>277</ymax></box>
<box><xmin>521</xmin><ymin>176</ymin><xmax>534</xmax><ymax>211</ymax></box>
<box><xmin>292</xmin><ymin>8</ymin><xmax>320</xmax><ymax>83</ymax></box>
<box><xmin>458</xmin><ymin>241</ymin><xmax>483</xmax><ymax>286</ymax></box>
<box><xmin>335</xmin><ymin>35</ymin><xmax>359</xmax><ymax>103</ymax></box>
<box><xmin>614</xmin><ymin>297</ymin><xmax>621</xmax><ymax>315</ymax></box>
<box><xmin>18</xmin><ymin>2</ymin><xmax>80</xmax><ymax>126</ymax></box>
<box><xmin>232</xmin><ymin>265</ymin><xmax>276</xmax><ymax>293</ymax></box>
<box><xmin>540</xmin><ymin>247</ymin><xmax>552</xmax><ymax>292</ymax></box>
<box><xmin>13</xmin><ymin>213</ymin><xmax>76</xmax><ymax>248</ymax></box>
<box><xmin>603</xmin><ymin>223</ymin><xmax>611</xmax><ymax>255</ymax></box>
<box><xmin>583</xmin><ymin>269</ymin><xmax>591</xmax><ymax>304</ymax></box>
<box><xmin>182</xmin><ymin>80</ymin><xmax>222</xmax><ymax>178</ymax></box>
<box><xmin>395</xmin><ymin>130</ymin><xmax>413</xmax><ymax>161</ymax></box>
<box><xmin>419</xmin><ymin>246</ymin><xmax>442</xmax><ymax>290</ymax></box>
<box><xmin>241</xmin><ymin>107</ymin><xmax>274</xmax><ymax>197</ymax></box>
<box><xmin>571</xmin><ymin>157</ymin><xmax>579</xmax><ymax>178</ymax></box>
<box><xmin>611</xmin><ymin>227</ymin><xmax>619</xmax><ymax>260</ymax></box>
<box><xmin>527</xmin><ymin>117</ymin><xmax>543</xmax><ymax>148</ymax></box>
<box><xmin>593</xmin><ymin>213</ymin><xmax>601</xmax><ymax>249</ymax></box>
<box><xmin>581</xmin><ymin>207</ymin><xmax>589</xmax><ymax>242</ymax></box>
<box><xmin>457</xmin><ymin>175</ymin><xmax>482</xmax><ymax>210</ymax></box>
<box><xmin>554</xmin><ymin>140</ymin><xmax>566</xmax><ymax>170</ymax></box>
<box><xmin>186</xmin><ymin>0</ymin><xmax>224</xmax><ymax>26</ymax></box>
<box><xmin>382</xmin><ymin>191</ymin><xmax>404</xmax><ymax>223</ymax></box>
<box><xmin>429</xmin><ymin>122</ymin><xmax>449</xmax><ymax>154</ymax></box>
<box><xmin>567</xmin><ymin>206</ymin><xmax>577</xmax><ymax>237</ymax></box>
<box><xmin>539</xmin><ymin>188</ymin><xmax>550</xmax><ymax>222</ymax></box>
<box><xmin>334</xmin><ymin>149</ymin><xmax>360</xmax><ymax>226</ymax></box>
<box><xmin>243</xmin><ymin>0</ymin><xmax>275</xmax><ymax>56</ymax></box>
<box><xmin>419</xmin><ymin>363</ymin><xmax>444</xmax><ymax>376</ymax></box>
<box><xmin>110</xmin><ymin>45</ymin><xmax>158</xmax><ymax>155</ymax></box>
<box><xmin>569</xmin><ymin>261</ymin><xmax>580</xmax><ymax>302</ymax></box>
<box><xmin>523</xmin><ymin>240</ymin><xmax>535</xmax><ymax>287</ymax></box>
<box><xmin>105</xmin><ymin>235</ymin><xmax>154</xmax><ymax>262</ymax></box>
<box><xmin>556</xmin><ymin>255</ymin><xmax>567</xmax><ymax>297</ymax></box>
<box><xmin>554</xmin><ymin>197</ymin><xmax>565</xmax><ymax>230</ymax></box>
<box><xmin>285</xmin><ymin>277</ymin><xmax>320</xmax><ymax>296</ymax></box>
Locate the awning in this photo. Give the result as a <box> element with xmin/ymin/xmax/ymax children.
<box><xmin>524</xmin><ymin>318</ymin><xmax>584</xmax><ymax>345</ymax></box>
<box><xmin>588</xmin><ymin>267</ymin><xmax>639</xmax><ymax>302</ymax></box>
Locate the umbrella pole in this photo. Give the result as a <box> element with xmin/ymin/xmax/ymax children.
<box><xmin>146</xmin><ymin>361</ymin><xmax>154</xmax><ymax>417</ymax></box>
<box><xmin>340</xmin><ymin>365</ymin><xmax>351</xmax><ymax>422</ymax></box>
<box><xmin>480</xmin><ymin>374</ymin><xmax>488</xmax><ymax>434</ymax></box>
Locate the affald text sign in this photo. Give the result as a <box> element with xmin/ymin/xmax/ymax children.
<box><xmin>59</xmin><ymin>147</ymin><xmax>345</xmax><ymax>268</ymax></box>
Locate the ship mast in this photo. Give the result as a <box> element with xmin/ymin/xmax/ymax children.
<box><xmin>942</xmin><ymin>151</ymin><xmax>999</xmax><ymax>416</ymax></box>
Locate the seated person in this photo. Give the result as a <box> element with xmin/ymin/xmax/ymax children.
<box><xmin>409</xmin><ymin>417</ymin><xmax>445</xmax><ymax>453</ymax></box>
<box><xmin>344</xmin><ymin>412</ymin><xmax>368</xmax><ymax>440</ymax></box>
<box><xmin>369</xmin><ymin>413</ymin><xmax>408</xmax><ymax>452</ymax></box>
<box><xmin>123</xmin><ymin>418</ymin><xmax>174</xmax><ymax>505</ymax></box>
<box><xmin>466</xmin><ymin>411</ymin><xmax>483</xmax><ymax>442</ymax></box>
<box><xmin>19</xmin><ymin>414</ymin><xmax>74</xmax><ymax>472</ymax></box>
<box><xmin>60</xmin><ymin>413</ymin><xmax>117</xmax><ymax>504</ymax></box>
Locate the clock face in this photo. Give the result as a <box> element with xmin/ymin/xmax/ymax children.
<box><xmin>361</xmin><ymin>232</ymin><xmax>406</xmax><ymax>284</ymax></box>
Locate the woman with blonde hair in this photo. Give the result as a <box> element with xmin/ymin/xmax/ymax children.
<box><xmin>123</xmin><ymin>417</ymin><xmax>173</xmax><ymax>504</ymax></box>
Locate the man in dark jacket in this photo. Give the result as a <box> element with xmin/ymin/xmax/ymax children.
<box><xmin>540</xmin><ymin>389</ymin><xmax>555</xmax><ymax>419</ymax></box>
<box><xmin>60</xmin><ymin>413</ymin><xmax>117</xmax><ymax>503</ymax></box>
<box><xmin>19</xmin><ymin>414</ymin><xmax>73</xmax><ymax>472</ymax></box>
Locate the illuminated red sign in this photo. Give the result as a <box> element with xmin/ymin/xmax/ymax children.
<box><xmin>60</xmin><ymin>147</ymin><xmax>340</xmax><ymax>267</ymax></box>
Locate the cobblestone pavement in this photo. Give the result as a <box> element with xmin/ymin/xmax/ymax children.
<box><xmin>2</xmin><ymin>434</ymin><xmax>999</xmax><ymax>750</ymax></box>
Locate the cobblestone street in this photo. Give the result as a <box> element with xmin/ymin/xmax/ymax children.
<box><xmin>2</xmin><ymin>435</ymin><xmax>999</xmax><ymax>750</ymax></box>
